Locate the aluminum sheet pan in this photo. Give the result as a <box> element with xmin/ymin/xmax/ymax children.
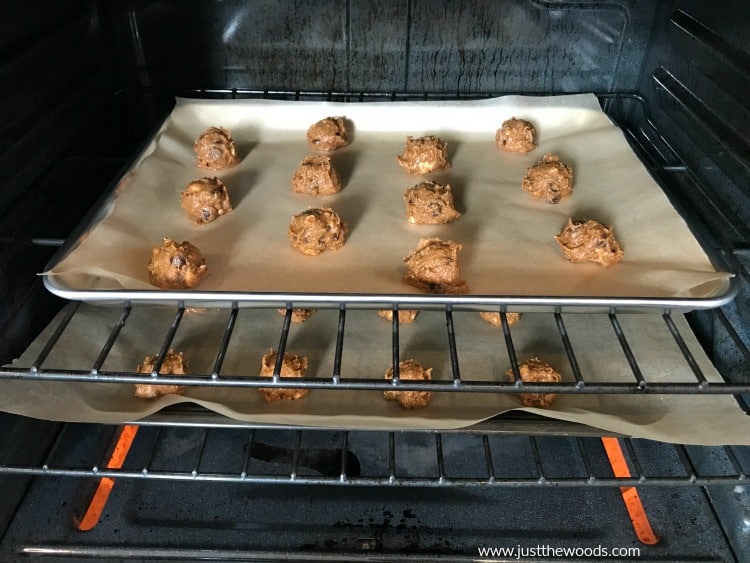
<box><xmin>43</xmin><ymin>94</ymin><xmax>733</xmax><ymax>308</ymax></box>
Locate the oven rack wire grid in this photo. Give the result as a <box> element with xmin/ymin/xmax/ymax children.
<box><xmin>1</xmin><ymin>422</ymin><xmax>748</xmax><ymax>488</ymax></box>
<box><xmin>2</xmin><ymin>300</ymin><xmax>750</xmax><ymax>400</ymax></box>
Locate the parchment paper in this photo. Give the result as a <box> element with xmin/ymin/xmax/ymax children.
<box><xmin>44</xmin><ymin>94</ymin><xmax>731</xmax><ymax>300</ymax></box>
<box><xmin>3</xmin><ymin>304</ymin><xmax>749</xmax><ymax>445</ymax></box>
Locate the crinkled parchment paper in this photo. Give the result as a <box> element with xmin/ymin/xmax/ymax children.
<box><xmin>3</xmin><ymin>305</ymin><xmax>749</xmax><ymax>445</ymax></box>
<box><xmin>44</xmin><ymin>94</ymin><xmax>730</xmax><ymax>300</ymax></box>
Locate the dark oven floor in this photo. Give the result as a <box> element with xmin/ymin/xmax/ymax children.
<box><xmin>0</xmin><ymin>421</ymin><xmax>742</xmax><ymax>562</ymax></box>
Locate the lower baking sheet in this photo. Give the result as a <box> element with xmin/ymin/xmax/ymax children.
<box><xmin>3</xmin><ymin>305</ymin><xmax>749</xmax><ymax>445</ymax></box>
<box><xmin>43</xmin><ymin>94</ymin><xmax>731</xmax><ymax>303</ymax></box>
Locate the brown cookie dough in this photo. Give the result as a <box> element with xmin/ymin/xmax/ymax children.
<box><xmin>288</xmin><ymin>207</ymin><xmax>348</xmax><ymax>256</ymax></box>
<box><xmin>521</xmin><ymin>153</ymin><xmax>573</xmax><ymax>204</ymax></box>
<box><xmin>134</xmin><ymin>350</ymin><xmax>188</xmax><ymax>399</ymax></box>
<box><xmin>147</xmin><ymin>238</ymin><xmax>208</xmax><ymax>289</ymax></box>
<box><xmin>479</xmin><ymin>311</ymin><xmax>522</xmax><ymax>327</ymax></box>
<box><xmin>180</xmin><ymin>177</ymin><xmax>232</xmax><ymax>224</ymax></box>
<box><xmin>277</xmin><ymin>308</ymin><xmax>317</xmax><ymax>323</ymax></box>
<box><xmin>383</xmin><ymin>359</ymin><xmax>432</xmax><ymax>409</ymax></box>
<box><xmin>377</xmin><ymin>309</ymin><xmax>419</xmax><ymax>324</ymax></box>
<box><xmin>396</xmin><ymin>135</ymin><xmax>451</xmax><ymax>175</ymax></box>
<box><xmin>506</xmin><ymin>357</ymin><xmax>562</xmax><ymax>408</ymax></box>
<box><xmin>555</xmin><ymin>218</ymin><xmax>624</xmax><ymax>268</ymax></box>
<box><xmin>403</xmin><ymin>237</ymin><xmax>468</xmax><ymax>294</ymax></box>
<box><xmin>259</xmin><ymin>349</ymin><xmax>310</xmax><ymax>403</ymax></box>
<box><xmin>403</xmin><ymin>181</ymin><xmax>461</xmax><ymax>224</ymax></box>
<box><xmin>194</xmin><ymin>126</ymin><xmax>239</xmax><ymax>170</ymax></box>
<box><xmin>306</xmin><ymin>116</ymin><xmax>349</xmax><ymax>151</ymax></box>
<box><xmin>496</xmin><ymin>117</ymin><xmax>537</xmax><ymax>155</ymax></box>
<box><xmin>291</xmin><ymin>155</ymin><xmax>341</xmax><ymax>195</ymax></box>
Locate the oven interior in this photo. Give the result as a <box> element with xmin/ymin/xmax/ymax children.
<box><xmin>1</xmin><ymin>1</ymin><xmax>750</xmax><ymax>560</ymax></box>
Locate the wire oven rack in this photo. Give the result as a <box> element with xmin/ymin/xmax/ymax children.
<box><xmin>2</xmin><ymin>300</ymin><xmax>750</xmax><ymax>400</ymax></box>
<box><xmin>1</xmin><ymin>421</ymin><xmax>748</xmax><ymax>488</ymax></box>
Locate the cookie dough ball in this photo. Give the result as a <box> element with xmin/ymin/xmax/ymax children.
<box><xmin>479</xmin><ymin>311</ymin><xmax>522</xmax><ymax>327</ymax></box>
<box><xmin>291</xmin><ymin>155</ymin><xmax>341</xmax><ymax>195</ymax></box>
<box><xmin>147</xmin><ymin>238</ymin><xmax>208</xmax><ymax>289</ymax></box>
<box><xmin>134</xmin><ymin>350</ymin><xmax>188</xmax><ymax>399</ymax></box>
<box><xmin>403</xmin><ymin>181</ymin><xmax>461</xmax><ymax>225</ymax></box>
<box><xmin>496</xmin><ymin>118</ymin><xmax>536</xmax><ymax>155</ymax></box>
<box><xmin>377</xmin><ymin>309</ymin><xmax>419</xmax><ymax>324</ymax></box>
<box><xmin>555</xmin><ymin>218</ymin><xmax>624</xmax><ymax>268</ymax></box>
<box><xmin>306</xmin><ymin>116</ymin><xmax>349</xmax><ymax>151</ymax></box>
<box><xmin>403</xmin><ymin>237</ymin><xmax>468</xmax><ymax>294</ymax></box>
<box><xmin>258</xmin><ymin>349</ymin><xmax>310</xmax><ymax>403</ymax></box>
<box><xmin>506</xmin><ymin>357</ymin><xmax>562</xmax><ymax>408</ymax></box>
<box><xmin>180</xmin><ymin>177</ymin><xmax>232</xmax><ymax>224</ymax></box>
<box><xmin>521</xmin><ymin>153</ymin><xmax>573</xmax><ymax>204</ymax></box>
<box><xmin>288</xmin><ymin>207</ymin><xmax>348</xmax><ymax>256</ymax></box>
<box><xmin>194</xmin><ymin>126</ymin><xmax>239</xmax><ymax>170</ymax></box>
<box><xmin>384</xmin><ymin>359</ymin><xmax>432</xmax><ymax>409</ymax></box>
<box><xmin>396</xmin><ymin>135</ymin><xmax>451</xmax><ymax>175</ymax></box>
<box><xmin>277</xmin><ymin>308</ymin><xmax>316</xmax><ymax>323</ymax></box>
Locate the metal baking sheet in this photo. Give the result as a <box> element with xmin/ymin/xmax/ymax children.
<box><xmin>43</xmin><ymin>94</ymin><xmax>734</xmax><ymax>308</ymax></box>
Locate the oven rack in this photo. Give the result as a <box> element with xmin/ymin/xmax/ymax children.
<box><xmin>1</xmin><ymin>423</ymin><xmax>748</xmax><ymax>488</ymax></box>
<box><xmin>2</xmin><ymin>300</ymin><xmax>750</xmax><ymax>399</ymax></box>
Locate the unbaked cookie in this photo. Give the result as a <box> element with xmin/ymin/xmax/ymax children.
<box><xmin>496</xmin><ymin>118</ymin><xmax>536</xmax><ymax>154</ymax></box>
<box><xmin>555</xmin><ymin>218</ymin><xmax>624</xmax><ymax>268</ymax></box>
<box><xmin>180</xmin><ymin>177</ymin><xmax>232</xmax><ymax>224</ymax></box>
<box><xmin>291</xmin><ymin>155</ymin><xmax>341</xmax><ymax>195</ymax></box>
<box><xmin>522</xmin><ymin>153</ymin><xmax>573</xmax><ymax>204</ymax></box>
<box><xmin>383</xmin><ymin>359</ymin><xmax>432</xmax><ymax>409</ymax></box>
<box><xmin>403</xmin><ymin>181</ymin><xmax>461</xmax><ymax>224</ymax></box>
<box><xmin>307</xmin><ymin>117</ymin><xmax>349</xmax><ymax>151</ymax></box>
<box><xmin>134</xmin><ymin>350</ymin><xmax>188</xmax><ymax>399</ymax></box>
<box><xmin>377</xmin><ymin>309</ymin><xmax>419</xmax><ymax>324</ymax></box>
<box><xmin>277</xmin><ymin>308</ymin><xmax>317</xmax><ymax>323</ymax></box>
<box><xmin>288</xmin><ymin>207</ymin><xmax>348</xmax><ymax>256</ymax></box>
<box><xmin>396</xmin><ymin>135</ymin><xmax>451</xmax><ymax>175</ymax></box>
<box><xmin>479</xmin><ymin>311</ymin><xmax>522</xmax><ymax>327</ymax></box>
<box><xmin>506</xmin><ymin>357</ymin><xmax>562</xmax><ymax>408</ymax></box>
<box><xmin>194</xmin><ymin>126</ymin><xmax>239</xmax><ymax>170</ymax></box>
<box><xmin>147</xmin><ymin>238</ymin><xmax>208</xmax><ymax>289</ymax></box>
<box><xmin>403</xmin><ymin>237</ymin><xmax>468</xmax><ymax>294</ymax></box>
<box><xmin>259</xmin><ymin>349</ymin><xmax>310</xmax><ymax>403</ymax></box>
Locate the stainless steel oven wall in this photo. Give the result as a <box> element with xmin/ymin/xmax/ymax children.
<box><xmin>632</xmin><ymin>0</ymin><xmax>750</xmax><ymax>391</ymax></box>
<box><xmin>99</xmin><ymin>0</ymin><xmax>658</xmax><ymax>94</ymax></box>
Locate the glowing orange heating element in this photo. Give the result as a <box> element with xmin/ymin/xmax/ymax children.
<box><xmin>75</xmin><ymin>425</ymin><xmax>139</xmax><ymax>531</ymax></box>
<box><xmin>601</xmin><ymin>436</ymin><xmax>660</xmax><ymax>545</ymax></box>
